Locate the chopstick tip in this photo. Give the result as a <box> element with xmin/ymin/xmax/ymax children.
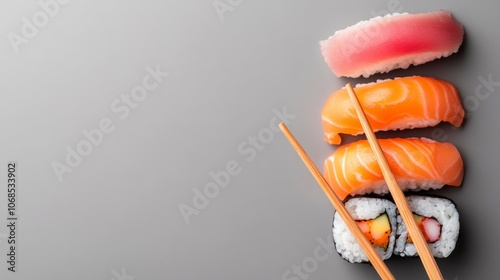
<box><xmin>278</xmin><ymin>122</ymin><xmax>286</xmax><ymax>130</ymax></box>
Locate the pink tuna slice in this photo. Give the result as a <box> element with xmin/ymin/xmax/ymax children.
<box><xmin>320</xmin><ymin>10</ymin><xmax>464</xmax><ymax>78</ymax></box>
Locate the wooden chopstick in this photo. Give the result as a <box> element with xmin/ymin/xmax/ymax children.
<box><xmin>279</xmin><ymin>122</ymin><xmax>395</xmax><ymax>280</ymax></box>
<box><xmin>345</xmin><ymin>83</ymin><xmax>444</xmax><ymax>280</ymax></box>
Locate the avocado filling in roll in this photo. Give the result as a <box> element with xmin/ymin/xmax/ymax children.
<box><xmin>356</xmin><ymin>213</ymin><xmax>391</xmax><ymax>250</ymax></box>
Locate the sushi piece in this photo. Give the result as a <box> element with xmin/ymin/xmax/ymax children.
<box><xmin>335</xmin><ymin>196</ymin><xmax>460</xmax><ymax>262</ymax></box>
<box><xmin>321</xmin><ymin>76</ymin><xmax>464</xmax><ymax>145</ymax></box>
<box><xmin>320</xmin><ymin>10</ymin><xmax>464</xmax><ymax>78</ymax></box>
<box><xmin>333</xmin><ymin>197</ymin><xmax>397</xmax><ymax>263</ymax></box>
<box><xmin>395</xmin><ymin>196</ymin><xmax>460</xmax><ymax>258</ymax></box>
<box><xmin>323</xmin><ymin>137</ymin><xmax>463</xmax><ymax>200</ymax></box>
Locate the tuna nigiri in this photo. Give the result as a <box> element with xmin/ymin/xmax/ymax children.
<box><xmin>322</xmin><ymin>76</ymin><xmax>464</xmax><ymax>145</ymax></box>
<box><xmin>323</xmin><ymin>137</ymin><xmax>463</xmax><ymax>200</ymax></box>
<box><xmin>320</xmin><ymin>10</ymin><xmax>464</xmax><ymax>78</ymax></box>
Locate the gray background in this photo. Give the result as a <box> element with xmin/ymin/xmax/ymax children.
<box><xmin>0</xmin><ymin>0</ymin><xmax>498</xmax><ymax>279</ymax></box>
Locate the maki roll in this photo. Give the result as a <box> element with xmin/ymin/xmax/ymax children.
<box><xmin>394</xmin><ymin>195</ymin><xmax>460</xmax><ymax>258</ymax></box>
<box><xmin>333</xmin><ymin>197</ymin><xmax>397</xmax><ymax>263</ymax></box>
<box><xmin>332</xmin><ymin>195</ymin><xmax>460</xmax><ymax>263</ymax></box>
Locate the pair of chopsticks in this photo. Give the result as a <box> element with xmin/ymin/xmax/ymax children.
<box><xmin>279</xmin><ymin>84</ymin><xmax>443</xmax><ymax>280</ymax></box>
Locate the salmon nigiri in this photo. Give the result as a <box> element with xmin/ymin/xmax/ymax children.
<box><xmin>321</xmin><ymin>76</ymin><xmax>464</xmax><ymax>145</ymax></box>
<box><xmin>323</xmin><ymin>138</ymin><xmax>463</xmax><ymax>200</ymax></box>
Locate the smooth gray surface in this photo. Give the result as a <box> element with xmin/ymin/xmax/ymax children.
<box><xmin>0</xmin><ymin>1</ymin><xmax>498</xmax><ymax>279</ymax></box>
